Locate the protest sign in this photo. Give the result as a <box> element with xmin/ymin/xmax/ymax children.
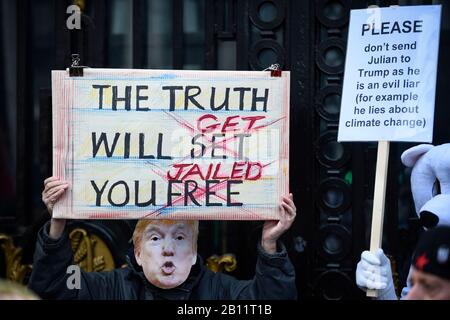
<box><xmin>337</xmin><ymin>5</ymin><xmax>441</xmax><ymax>297</ymax></box>
<box><xmin>338</xmin><ymin>5</ymin><xmax>441</xmax><ymax>142</ymax></box>
<box><xmin>52</xmin><ymin>69</ymin><xmax>290</xmax><ymax>220</ymax></box>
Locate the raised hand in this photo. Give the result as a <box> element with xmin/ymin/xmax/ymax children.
<box><xmin>356</xmin><ymin>248</ymin><xmax>397</xmax><ymax>300</ymax></box>
<box><xmin>261</xmin><ymin>193</ymin><xmax>297</xmax><ymax>254</ymax></box>
<box><xmin>42</xmin><ymin>177</ymin><xmax>69</xmax><ymax>215</ymax></box>
<box><xmin>42</xmin><ymin>177</ymin><xmax>69</xmax><ymax>239</ymax></box>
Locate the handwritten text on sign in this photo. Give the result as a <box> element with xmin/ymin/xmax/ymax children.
<box><xmin>338</xmin><ymin>5</ymin><xmax>441</xmax><ymax>142</ymax></box>
<box><xmin>52</xmin><ymin>69</ymin><xmax>290</xmax><ymax>220</ymax></box>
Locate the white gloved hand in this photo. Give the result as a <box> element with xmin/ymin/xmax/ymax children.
<box><xmin>356</xmin><ymin>249</ymin><xmax>398</xmax><ymax>300</ymax></box>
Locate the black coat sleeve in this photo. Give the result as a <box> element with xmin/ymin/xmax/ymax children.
<box><xmin>28</xmin><ymin>221</ymin><xmax>128</xmax><ymax>300</ymax></box>
<box><xmin>219</xmin><ymin>241</ymin><xmax>297</xmax><ymax>300</ymax></box>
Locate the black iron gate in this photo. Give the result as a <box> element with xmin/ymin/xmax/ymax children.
<box><xmin>2</xmin><ymin>0</ymin><xmax>449</xmax><ymax>299</ymax></box>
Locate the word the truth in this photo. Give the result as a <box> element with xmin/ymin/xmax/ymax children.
<box><xmin>92</xmin><ymin>85</ymin><xmax>270</xmax><ymax>112</ymax></box>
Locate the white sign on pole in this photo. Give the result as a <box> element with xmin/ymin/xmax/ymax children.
<box><xmin>338</xmin><ymin>5</ymin><xmax>441</xmax><ymax>142</ymax></box>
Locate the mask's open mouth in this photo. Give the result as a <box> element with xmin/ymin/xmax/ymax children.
<box><xmin>161</xmin><ymin>261</ymin><xmax>175</xmax><ymax>275</ymax></box>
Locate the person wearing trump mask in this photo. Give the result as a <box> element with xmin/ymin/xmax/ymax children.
<box><xmin>29</xmin><ymin>176</ymin><xmax>298</xmax><ymax>300</ymax></box>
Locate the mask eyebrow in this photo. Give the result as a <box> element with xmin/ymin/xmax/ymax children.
<box><xmin>144</xmin><ymin>225</ymin><xmax>162</xmax><ymax>236</ymax></box>
<box><xmin>173</xmin><ymin>224</ymin><xmax>191</xmax><ymax>234</ymax></box>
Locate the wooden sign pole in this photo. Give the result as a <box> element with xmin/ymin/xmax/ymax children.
<box><xmin>366</xmin><ymin>140</ymin><xmax>390</xmax><ymax>298</ymax></box>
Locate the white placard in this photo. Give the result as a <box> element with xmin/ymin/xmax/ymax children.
<box><xmin>52</xmin><ymin>68</ymin><xmax>290</xmax><ymax>220</ymax></box>
<box><xmin>338</xmin><ymin>5</ymin><xmax>441</xmax><ymax>142</ymax></box>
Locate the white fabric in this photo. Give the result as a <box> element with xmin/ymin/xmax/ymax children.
<box><xmin>356</xmin><ymin>249</ymin><xmax>398</xmax><ymax>300</ymax></box>
<box><xmin>419</xmin><ymin>194</ymin><xmax>450</xmax><ymax>227</ymax></box>
<box><xmin>401</xmin><ymin>143</ymin><xmax>450</xmax><ymax>215</ymax></box>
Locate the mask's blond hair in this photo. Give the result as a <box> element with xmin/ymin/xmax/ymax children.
<box><xmin>133</xmin><ymin>219</ymin><xmax>199</xmax><ymax>254</ymax></box>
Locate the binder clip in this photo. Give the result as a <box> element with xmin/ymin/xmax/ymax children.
<box><xmin>69</xmin><ymin>53</ymin><xmax>85</xmax><ymax>77</ymax></box>
<box><xmin>264</xmin><ymin>63</ymin><xmax>282</xmax><ymax>77</ymax></box>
